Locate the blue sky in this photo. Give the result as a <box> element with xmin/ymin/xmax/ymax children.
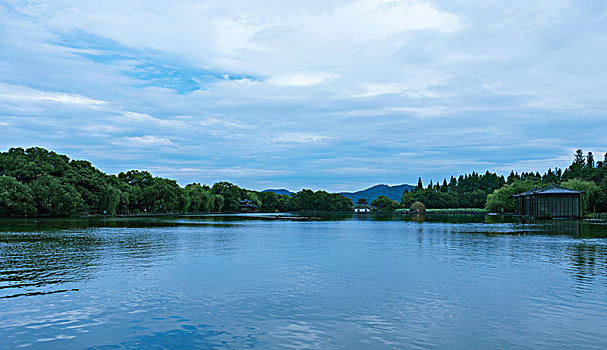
<box><xmin>1</xmin><ymin>0</ymin><xmax>606</xmax><ymax>192</ymax></box>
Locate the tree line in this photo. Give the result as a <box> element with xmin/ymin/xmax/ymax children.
<box><xmin>485</xmin><ymin>150</ymin><xmax>607</xmax><ymax>214</ymax></box>
<box><xmin>401</xmin><ymin>171</ymin><xmax>506</xmax><ymax>209</ymax></box>
<box><xmin>2</xmin><ymin>147</ymin><xmax>605</xmax><ymax>217</ymax></box>
<box><xmin>0</xmin><ymin>147</ymin><xmax>352</xmax><ymax>217</ymax></box>
<box><xmin>399</xmin><ymin>149</ymin><xmax>607</xmax><ymax>214</ymax></box>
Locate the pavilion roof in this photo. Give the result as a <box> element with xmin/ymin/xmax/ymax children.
<box><xmin>513</xmin><ymin>183</ymin><xmax>583</xmax><ymax>197</ymax></box>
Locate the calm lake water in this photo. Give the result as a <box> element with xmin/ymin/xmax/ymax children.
<box><xmin>2</xmin><ymin>214</ymin><xmax>607</xmax><ymax>349</ymax></box>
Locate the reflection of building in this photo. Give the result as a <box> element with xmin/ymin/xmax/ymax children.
<box><xmin>518</xmin><ymin>217</ymin><xmax>582</xmax><ymax>236</ymax></box>
<box><xmin>514</xmin><ymin>183</ymin><xmax>583</xmax><ymax>218</ymax></box>
<box><xmin>239</xmin><ymin>199</ymin><xmax>259</xmax><ymax>213</ymax></box>
<box><xmin>354</xmin><ymin>205</ymin><xmax>371</xmax><ymax>213</ymax></box>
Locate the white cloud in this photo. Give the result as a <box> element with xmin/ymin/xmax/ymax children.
<box><xmin>199</xmin><ymin>117</ymin><xmax>252</xmax><ymax>129</ymax></box>
<box><xmin>117</xmin><ymin>111</ymin><xmax>191</xmax><ymax>129</ymax></box>
<box><xmin>0</xmin><ymin>83</ymin><xmax>105</xmax><ymax>107</ymax></box>
<box><xmin>269</xmin><ymin>132</ymin><xmax>330</xmax><ymax>144</ymax></box>
<box><xmin>80</xmin><ymin>124</ymin><xmax>121</xmax><ymax>134</ymax></box>
<box><xmin>303</xmin><ymin>0</ymin><xmax>461</xmax><ymax>43</ymax></box>
<box><xmin>269</xmin><ymin>73</ymin><xmax>336</xmax><ymax>87</ymax></box>
<box><xmin>118</xmin><ymin>135</ymin><xmax>174</xmax><ymax>147</ymax></box>
<box><xmin>353</xmin><ymin>83</ymin><xmax>405</xmax><ymax>97</ymax></box>
<box><xmin>147</xmin><ymin>165</ymin><xmax>287</xmax><ymax>178</ymax></box>
<box><xmin>492</xmin><ymin>155</ymin><xmax>574</xmax><ymax>173</ymax></box>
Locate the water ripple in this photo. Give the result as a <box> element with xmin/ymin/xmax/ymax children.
<box><xmin>1</xmin><ymin>216</ymin><xmax>607</xmax><ymax>348</ymax></box>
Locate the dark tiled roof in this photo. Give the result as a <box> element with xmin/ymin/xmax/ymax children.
<box><xmin>513</xmin><ymin>183</ymin><xmax>583</xmax><ymax>197</ymax></box>
<box><xmin>239</xmin><ymin>199</ymin><xmax>258</xmax><ymax>208</ymax></box>
<box><xmin>513</xmin><ymin>186</ymin><xmax>540</xmax><ymax>197</ymax></box>
<box><xmin>535</xmin><ymin>183</ymin><xmax>584</xmax><ymax>194</ymax></box>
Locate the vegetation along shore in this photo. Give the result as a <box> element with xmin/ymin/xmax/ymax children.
<box><xmin>0</xmin><ymin>147</ymin><xmax>606</xmax><ymax>217</ymax></box>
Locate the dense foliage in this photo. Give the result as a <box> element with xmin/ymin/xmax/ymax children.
<box><xmin>2</xmin><ymin>147</ymin><xmax>605</xmax><ymax>217</ymax></box>
<box><xmin>484</xmin><ymin>178</ymin><xmax>542</xmax><ymax>213</ymax></box>
<box><xmin>0</xmin><ymin>147</ymin><xmax>353</xmax><ymax>217</ymax></box>
<box><xmin>370</xmin><ymin>195</ymin><xmax>400</xmax><ymax>212</ymax></box>
<box><xmin>400</xmin><ymin>149</ymin><xmax>607</xmax><ymax>214</ymax></box>
<box><xmin>401</xmin><ymin>171</ymin><xmax>505</xmax><ymax>209</ymax></box>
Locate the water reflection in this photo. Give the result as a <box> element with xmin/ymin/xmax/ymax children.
<box><xmin>0</xmin><ymin>217</ymin><xmax>234</xmax><ymax>231</ymax></box>
<box><xmin>0</xmin><ymin>232</ymin><xmax>101</xmax><ymax>299</ymax></box>
<box><xmin>566</xmin><ymin>242</ymin><xmax>607</xmax><ymax>290</ymax></box>
<box><xmin>0</xmin><ymin>218</ymin><xmax>252</xmax><ymax>301</ymax></box>
<box><xmin>91</xmin><ymin>324</ymin><xmax>265</xmax><ymax>349</ymax></box>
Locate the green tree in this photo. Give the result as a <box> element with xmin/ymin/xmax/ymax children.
<box><xmin>371</xmin><ymin>195</ymin><xmax>399</xmax><ymax>212</ymax></box>
<box><xmin>287</xmin><ymin>189</ymin><xmax>352</xmax><ymax>211</ymax></box>
<box><xmin>213</xmin><ymin>194</ymin><xmax>225</xmax><ymax>212</ymax></box>
<box><xmin>485</xmin><ymin>179</ymin><xmax>541</xmax><ymax>213</ymax></box>
<box><xmin>211</xmin><ymin>182</ymin><xmax>242</xmax><ymax>212</ymax></box>
<box><xmin>564</xmin><ymin>149</ymin><xmax>586</xmax><ymax>180</ymax></box>
<box><xmin>99</xmin><ymin>185</ymin><xmax>121</xmax><ymax>216</ymax></box>
<box><xmin>0</xmin><ymin>176</ymin><xmax>36</xmax><ymax>216</ymax></box>
<box><xmin>30</xmin><ymin>175</ymin><xmax>86</xmax><ymax>216</ymax></box>
<box><xmin>64</xmin><ymin>160</ymin><xmax>110</xmax><ymax>213</ymax></box>
<box><xmin>416</xmin><ymin>177</ymin><xmax>423</xmax><ymax>191</ymax></box>
<box><xmin>244</xmin><ymin>191</ymin><xmax>262</xmax><ymax>208</ymax></box>
<box><xmin>587</xmin><ymin>152</ymin><xmax>595</xmax><ymax>169</ymax></box>
<box><xmin>144</xmin><ymin>178</ymin><xmax>183</xmax><ymax>213</ymax></box>
<box><xmin>184</xmin><ymin>184</ymin><xmax>215</xmax><ymax>212</ymax></box>
<box><xmin>259</xmin><ymin>191</ymin><xmax>281</xmax><ymax>212</ymax></box>
<box><xmin>561</xmin><ymin>179</ymin><xmax>600</xmax><ymax>214</ymax></box>
<box><xmin>0</xmin><ymin>147</ymin><xmax>70</xmax><ymax>183</ymax></box>
<box><xmin>543</xmin><ymin>168</ymin><xmax>558</xmax><ymax>183</ymax></box>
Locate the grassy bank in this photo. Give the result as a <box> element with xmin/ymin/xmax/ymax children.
<box><xmin>585</xmin><ymin>213</ymin><xmax>607</xmax><ymax>220</ymax></box>
<box><xmin>425</xmin><ymin>208</ymin><xmax>486</xmax><ymax>213</ymax></box>
<box><xmin>396</xmin><ymin>208</ymin><xmax>486</xmax><ymax>214</ymax></box>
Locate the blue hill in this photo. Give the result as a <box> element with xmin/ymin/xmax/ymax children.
<box><xmin>339</xmin><ymin>184</ymin><xmax>415</xmax><ymax>203</ymax></box>
<box><xmin>262</xmin><ymin>189</ymin><xmax>294</xmax><ymax>196</ymax></box>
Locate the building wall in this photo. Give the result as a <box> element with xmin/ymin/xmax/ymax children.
<box><xmin>516</xmin><ymin>194</ymin><xmax>581</xmax><ymax>218</ymax></box>
<box><xmin>535</xmin><ymin>194</ymin><xmax>580</xmax><ymax>218</ymax></box>
<box><xmin>524</xmin><ymin>196</ymin><xmax>532</xmax><ymax>216</ymax></box>
<box><xmin>516</xmin><ymin>197</ymin><xmax>522</xmax><ymax>215</ymax></box>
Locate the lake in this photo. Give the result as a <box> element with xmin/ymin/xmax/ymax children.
<box><xmin>1</xmin><ymin>214</ymin><xmax>607</xmax><ymax>349</ymax></box>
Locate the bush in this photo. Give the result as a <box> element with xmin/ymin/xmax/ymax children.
<box><xmin>410</xmin><ymin>201</ymin><xmax>426</xmax><ymax>212</ymax></box>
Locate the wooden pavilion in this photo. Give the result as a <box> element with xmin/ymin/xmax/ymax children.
<box><xmin>239</xmin><ymin>199</ymin><xmax>259</xmax><ymax>213</ymax></box>
<box><xmin>513</xmin><ymin>183</ymin><xmax>583</xmax><ymax>218</ymax></box>
<box><xmin>354</xmin><ymin>198</ymin><xmax>371</xmax><ymax>213</ymax></box>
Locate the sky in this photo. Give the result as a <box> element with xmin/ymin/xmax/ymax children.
<box><xmin>1</xmin><ymin>0</ymin><xmax>606</xmax><ymax>192</ymax></box>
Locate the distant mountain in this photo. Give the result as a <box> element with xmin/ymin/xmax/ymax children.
<box><xmin>262</xmin><ymin>189</ymin><xmax>294</xmax><ymax>196</ymax></box>
<box><xmin>339</xmin><ymin>184</ymin><xmax>415</xmax><ymax>203</ymax></box>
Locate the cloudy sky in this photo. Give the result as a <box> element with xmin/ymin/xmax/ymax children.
<box><xmin>1</xmin><ymin>0</ymin><xmax>606</xmax><ymax>191</ymax></box>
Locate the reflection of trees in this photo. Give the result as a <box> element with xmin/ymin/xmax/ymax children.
<box><xmin>567</xmin><ymin>243</ymin><xmax>607</xmax><ymax>288</ymax></box>
<box><xmin>0</xmin><ymin>233</ymin><xmax>102</xmax><ymax>299</ymax></box>
<box><xmin>399</xmin><ymin>214</ymin><xmax>489</xmax><ymax>224</ymax></box>
<box><xmin>396</xmin><ymin>215</ymin><xmax>607</xmax><ymax>291</ymax></box>
<box><xmin>0</xmin><ymin>218</ymin><xmax>243</xmax><ymax>299</ymax></box>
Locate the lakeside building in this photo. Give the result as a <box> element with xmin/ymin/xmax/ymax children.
<box><xmin>354</xmin><ymin>198</ymin><xmax>371</xmax><ymax>213</ymax></box>
<box><xmin>513</xmin><ymin>184</ymin><xmax>583</xmax><ymax>219</ymax></box>
<box><xmin>239</xmin><ymin>199</ymin><xmax>259</xmax><ymax>213</ymax></box>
